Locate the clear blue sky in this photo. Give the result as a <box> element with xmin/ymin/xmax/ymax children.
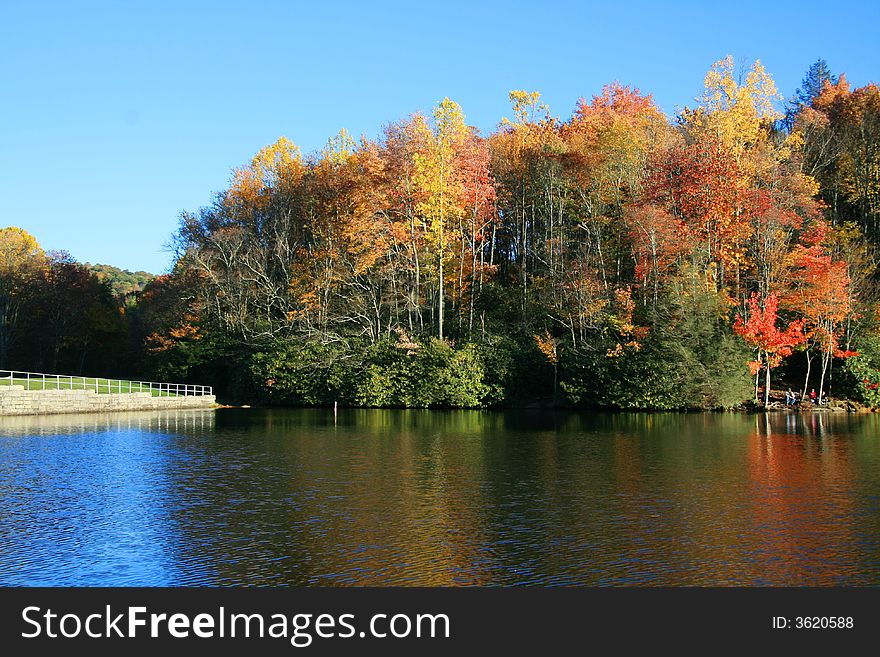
<box><xmin>2</xmin><ymin>0</ymin><xmax>878</xmax><ymax>273</ymax></box>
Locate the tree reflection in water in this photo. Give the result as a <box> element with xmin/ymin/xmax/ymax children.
<box><xmin>1</xmin><ymin>408</ymin><xmax>878</xmax><ymax>586</ymax></box>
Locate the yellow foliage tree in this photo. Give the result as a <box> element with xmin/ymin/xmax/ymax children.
<box><xmin>227</xmin><ymin>136</ymin><xmax>304</xmax><ymax>213</ymax></box>
<box><xmin>0</xmin><ymin>226</ymin><xmax>44</xmax><ymax>271</ymax></box>
<box><xmin>0</xmin><ymin>227</ymin><xmax>46</xmax><ymax>366</ymax></box>
<box><xmin>685</xmin><ymin>56</ymin><xmax>782</xmax><ymax>165</ymax></box>
<box><xmin>414</xmin><ymin>98</ymin><xmax>468</xmax><ymax>339</ymax></box>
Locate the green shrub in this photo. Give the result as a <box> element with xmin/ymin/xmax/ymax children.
<box><xmin>354</xmin><ymin>339</ymin><xmax>491</xmax><ymax>408</ymax></box>
<box><xmin>248</xmin><ymin>340</ymin><xmax>360</xmax><ymax>406</ymax></box>
<box><xmin>247</xmin><ymin>338</ymin><xmax>495</xmax><ymax>408</ymax></box>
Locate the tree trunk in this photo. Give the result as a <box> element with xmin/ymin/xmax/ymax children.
<box><xmin>818</xmin><ymin>346</ymin><xmax>830</xmax><ymax>404</ymax></box>
<box><xmin>754</xmin><ymin>353</ymin><xmax>761</xmax><ymax>402</ymax></box>
<box><xmin>801</xmin><ymin>349</ymin><xmax>812</xmax><ymax>402</ymax></box>
<box><xmin>439</xmin><ymin>168</ymin><xmax>445</xmax><ymax>341</ymax></box>
<box><xmin>438</xmin><ymin>253</ymin><xmax>444</xmax><ymax>341</ymax></box>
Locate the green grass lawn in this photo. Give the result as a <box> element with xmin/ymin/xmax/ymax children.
<box><xmin>0</xmin><ymin>376</ymin><xmax>183</xmax><ymax>397</ymax></box>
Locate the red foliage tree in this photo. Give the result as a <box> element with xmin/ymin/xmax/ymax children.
<box><xmin>734</xmin><ymin>292</ymin><xmax>806</xmax><ymax>405</ymax></box>
<box><xmin>646</xmin><ymin>138</ymin><xmax>749</xmax><ymax>287</ymax></box>
<box><xmin>782</xmin><ymin>228</ymin><xmax>856</xmax><ymax>401</ymax></box>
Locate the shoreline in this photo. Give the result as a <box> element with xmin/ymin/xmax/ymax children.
<box><xmin>209</xmin><ymin>401</ymin><xmax>878</xmax><ymax>414</ymax></box>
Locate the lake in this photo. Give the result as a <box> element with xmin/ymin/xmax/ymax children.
<box><xmin>1</xmin><ymin>408</ymin><xmax>878</xmax><ymax>586</ymax></box>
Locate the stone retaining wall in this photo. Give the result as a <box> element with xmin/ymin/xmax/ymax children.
<box><xmin>0</xmin><ymin>385</ymin><xmax>217</xmax><ymax>416</ymax></box>
<box><xmin>0</xmin><ymin>408</ymin><xmax>216</xmax><ymax>435</ymax></box>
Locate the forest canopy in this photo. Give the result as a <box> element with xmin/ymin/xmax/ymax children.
<box><xmin>3</xmin><ymin>56</ymin><xmax>880</xmax><ymax>410</ymax></box>
<box><xmin>86</xmin><ymin>264</ymin><xmax>155</xmax><ymax>300</ymax></box>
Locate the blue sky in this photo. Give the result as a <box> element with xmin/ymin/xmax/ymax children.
<box><xmin>2</xmin><ymin>0</ymin><xmax>878</xmax><ymax>273</ymax></box>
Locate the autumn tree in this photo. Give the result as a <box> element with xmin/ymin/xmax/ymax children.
<box><xmin>178</xmin><ymin>137</ymin><xmax>308</xmax><ymax>344</ymax></box>
<box><xmin>564</xmin><ymin>84</ymin><xmax>672</xmax><ymax>315</ymax></box>
<box><xmin>682</xmin><ymin>56</ymin><xmax>783</xmax><ymax>167</ymax></box>
<box><xmin>413</xmin><ymin>97</ymin><xmax>468</xmax><ymax>340</ymax></box>
<box><xmin>382</xmin><ymin>114</ymin><xmax>431</xmax><ymax>333</ymax></box>
<box><xmin>132</xmin><ymin>268</ymin><xmax>216</xmax><ymax>381</ymax></box>
<box><xmin>307</xmin><ymin>130</ymin><xmax>392</xmax><ymax>341</ymax></box>
<box><xmin>734</xmin><ymin>292</ymin><xmax>806</xmax><ymax>405</ymax></box>
<box><xmin>455</xmin><ymin>130</ymin><xmax>498</xmax><ymax>334</ymax></box>
<box><xmin>782</xmin><ymin>222</ymin><xmax>857</xmax><ymax>400</ymax></box>
<box><xmin>0</xmin><ymin>227</ymin><xmax>45</xmax><ymax>368</ymax></box>
<box><xmin>806</xmin><ymin>77</ymin><xmax>880</xmax><ymax>236</ymax></box>
<box><xmin>626</xmin><ymin>203</ymin><xmax>690</xmax><ymax>304</ymax></box>
<box><xmin>490</xmin><ymin>90</ymin><xmax>559</xmax><ymax>327</ymax></box>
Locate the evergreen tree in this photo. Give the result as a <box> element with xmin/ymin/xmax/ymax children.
<box><xmin>784</xmin><ymin>58</ymin><xmax>835</xmax><ymax>129</ymax></box>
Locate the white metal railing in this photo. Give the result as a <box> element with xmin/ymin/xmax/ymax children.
<box><xmin>0</xmin><ymin>370</ymin><xmax>212</xmax><ymax>397</ymax></box>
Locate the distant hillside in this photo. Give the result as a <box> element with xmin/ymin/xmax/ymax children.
<box><xmin>86</xmin><ymin>263</ymin><xmax>155</xmax><ymax>297</ymax></box>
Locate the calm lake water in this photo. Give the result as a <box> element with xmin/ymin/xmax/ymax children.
<box><xmin>1</xmin><ymin>408</ymin><xmax>878</xmax><ymax>586</ymax></box>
